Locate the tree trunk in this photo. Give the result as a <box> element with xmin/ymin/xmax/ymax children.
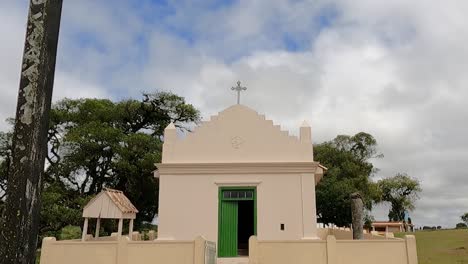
<box><xmin>350</xmin><ymin>192</ymin><xmax>364</xmax><ymax>240</ymax></box>
<box><xmin>0</xmin><ymin>1</ymin><xmax>63</xmax><ymax>263</ymax></box>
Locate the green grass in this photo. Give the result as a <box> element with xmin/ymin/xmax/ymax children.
<box><xmin>395</xmin><ymin>229</ymin><xmax>468</xmax><ymax>264</ymax></box>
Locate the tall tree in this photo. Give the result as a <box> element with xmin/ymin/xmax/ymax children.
<box><xmin>0</xmin><ymin>131</ymin><xmax>12</xmax><ymax>215</ymax></box>
<box><xmin>378</xmin><ymin>173</ymin><xmax>422</xmax><ymax>222</ymax></box>
<box><xmin>44</xmin><ymin>92</ymin><xmax>200</xmax><ymax>226</ymax></box>
<box><xmin>314</xmin><ymin>132</ymin><xmax>382</xmax><ymax>227</ymax></box>
<box><xmin>1</xmin><ymin>92</ymin><xmax>200</xmax><ymax>239</ymax></box>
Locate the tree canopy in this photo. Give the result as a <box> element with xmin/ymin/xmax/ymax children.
<box><xmin>314</xmin><ymin>132</ymin><xmax>382</xmax><ymax>227</ymax></box>
<box><xmin>0</xmin><ymin>131</ymin><xmax>11</xmax><ymax>216</ymax></box>
<box><xmin>461</xmin><ymin>212</ymin><xmax>468</xmax><ymax>226</ymax></box>
<box><xmin>1</xmin><ymin>91</ymin><xmax>200</xmax><ymax>237</ymax></box>
<box><xmin>377</xmin><ymin>173</ymin><xmax>422</xmax><ymax>221</ymax></box>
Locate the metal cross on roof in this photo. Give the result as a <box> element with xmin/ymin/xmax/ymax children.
<box><xmin>231</xmin><ymin>81</ymin><xmax>247</xmax><ymax>104</ymax></box>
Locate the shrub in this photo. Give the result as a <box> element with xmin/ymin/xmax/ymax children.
<box><xmin>59</xmin><ymin>225</ymin><xmax>81</xmax><ymax>240</ymax></box>
<box><xmin>456</xmin><ymin>223</ymin><xmax>467</xmax><ymax>229</ymax></box>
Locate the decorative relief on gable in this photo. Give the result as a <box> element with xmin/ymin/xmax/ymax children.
<box><xmin>231</xmin><ymin>136</ymin><xmax>244</xmax><ymax>149</ymax></box>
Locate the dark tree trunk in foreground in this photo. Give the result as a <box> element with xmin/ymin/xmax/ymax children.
<box><xmin>0</xmin><ymin>1</ymin><xmax>63</xmax><ymax>263</ymax></box>
<box><xmin>350</xmin><ymin>192</ymin><xmax>364</xmax><ymax>240</ymax></box>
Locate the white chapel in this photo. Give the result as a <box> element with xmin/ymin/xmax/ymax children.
<box><xmin>155</xmin><ymin>92</ymin><xmax>326</xmax><ymax>258</ymax></box>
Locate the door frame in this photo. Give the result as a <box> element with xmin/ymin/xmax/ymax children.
<box><xmin>218</xmin><ymin>186</ymin><xmax>257</xmax><ymax>257</ymax></box>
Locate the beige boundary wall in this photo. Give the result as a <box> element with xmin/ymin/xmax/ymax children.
<box><xmin>248</xmin><ymin>235</ymin><xmax>418</xmax><ymax>264</ymax></box>
<box><xmin>40</xmin><ymin>236</ymin><xmax>216</xmax><ymax>264</ymax></box>
<box><xmin>317</xmin><ymin>228</ymin><xmax>389</xmax><ymax>240</ymax></box>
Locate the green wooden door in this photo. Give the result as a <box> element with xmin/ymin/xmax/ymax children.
<box><xmin>218</xmin><ymin>187</ymin><xmax>257</xmax><ymax>258</ymax></box>
<box><xmin>218</xmin><ymin>201</ymin><xmax>238</xmax><ymax>257</ymax></box>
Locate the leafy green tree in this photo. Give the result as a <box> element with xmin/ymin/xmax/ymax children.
<box><xmin>456</xmin><ymin>223</ymin><xmax>467</xmax><ymax>229</ymax></box>
<box><xmin>461</xmin><ymin>213</ymin><xmax>468</xmax><ymax>226</ymax></box>
<box><xmin>0</xmin><ymin>131</ymin><xmax>12</xmax><ymax>216</ymax></box>
<box><xmin>363</xmin><ymin>213</ymin><xmax>375</xmax><ymax>232</ymax></box>
<box><xmin>314</xmin><ymin>132</ymin><xmax>383</xmax><ymax>227</ymax></box>
<box><xmin>1</xmin><ymin>91</ymin><xmax>200</xmax><ymax>237</ymax></box>
<box><xmin>378</xmin><ymin>173</ymin><xmax>422</xmax><ymax>221</ymax></box>
<box><xmin>46</xmin><ymin>92</ymin><xmax>199</xmax><ymax>224</ymax></box>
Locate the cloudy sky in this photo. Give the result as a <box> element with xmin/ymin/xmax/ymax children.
<box><xmin>1</xmin><ymin>0</ymin><xmax>467</xmax><ymax>228</ymax></box>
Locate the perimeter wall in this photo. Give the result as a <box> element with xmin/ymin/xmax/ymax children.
<box><xmin>248</xmin><ymin>235</ymin><xmax>418</xmax><ymax>264</ymax></box>
<box><xmin>40</xmin><ymin>236</ymin><xmax>216</xmax><ymax>264</ymax></box>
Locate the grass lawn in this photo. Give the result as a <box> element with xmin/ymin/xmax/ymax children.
<box><xmin>395</xmin><ymin>229</ymin><xmax>468</xmax><ymax>264</ymax></box>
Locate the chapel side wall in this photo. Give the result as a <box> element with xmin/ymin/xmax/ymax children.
<box><xmin>157</xmin><ymin>173</ymin><xmax>312</xmax><ymax>242</ymax></box>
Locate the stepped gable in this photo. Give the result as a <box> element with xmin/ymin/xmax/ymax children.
<box><xmin>162</xmin><ymin>104</ymin><xmax>314</xmax><ymax>163</ymax></box>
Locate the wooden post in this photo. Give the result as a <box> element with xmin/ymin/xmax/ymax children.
<box><xmin>82</xmin><ymin>218</ymin><xmax>89</xmax><ymax>241</ymax></box>
<box><xmin>350</xmin><ymin>192</ymin><xmax>364</xmax><ymax>240</ymax></box>
<box><xmin>95</xmin><ymin>218</ymin><xmax>101</xmax><ymax>238</ymax></box>
<box><xmin>0</xmin><ymin>1</ymin><xmax>63</xmax><ymax>263</ymax></box>
<box><xmin>117</xmin><ymin>218</ymin><xmax>123</xmax><ymax>237</ymax></box>
<box><xmin>128</xmin><ymin>219</ymin><xmax>134</xmax><ymax>240</ymax></box>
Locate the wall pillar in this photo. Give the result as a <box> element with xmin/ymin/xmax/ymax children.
<box><xmin>81</xmin><ymin>218</ymin><xmax>89</xmax><ymax>241</ymax></box>
<box><xmin>117</xmin><ymin>236</ymin><xmax>129</xmax><ymax>264</ymax></box>
<box><xmin>405</xmin><ymin>235</ymin><xmax>418</xmax><ymax>264</ymax></box>
<box><xmin>301</xmin><ymin>173</ymin><xmax>318</xmax><ymax>239</ymax></box>
<box><xmin>95</xmin><ymin>218</ymin><xmax>101</xmax><ymax>238</ymax></box>
<box><xmin>194</xmin><ymin>236</ymin><xmax>205</xmax><ymax>264</ymax></box>
<box><xmin>117</xmin><ymin>218</ymin><xmax>123</xmax><ymax>237</ymax></box>
<box><xmin>39</xmin><ymin>237</ymin><xmax>56</xmax><ymax>263</ymax></box>
<box><xmin>128</xmin><ymin>219</ymin><xmax>134</xmax><ymax>240</ymax></box>
<box><xmin>326</xmin><ymin>235</ymin><xmax>337</xmax><ymax>264</ymax></box>
<box><xmin>249</xmin><ymin>236</ymin><xmax>259</xmax><ymax>264</ymax></box>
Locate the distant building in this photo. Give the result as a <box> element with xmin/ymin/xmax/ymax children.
<box><xmin>371</xmin><ymin>221</ymin><xmax>414</xmax><ymax>235</ymax></box>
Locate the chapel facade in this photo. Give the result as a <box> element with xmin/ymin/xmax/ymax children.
<box><xmin>155</xmin><ymin>104</ymin><xmax>325</xmax><ymax>258</ymax></box>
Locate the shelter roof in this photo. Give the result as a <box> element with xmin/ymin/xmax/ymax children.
<box><xmin>83</xmin><ymin>188</ymin><xmax>138</xmax><ymax>219</ymax></box>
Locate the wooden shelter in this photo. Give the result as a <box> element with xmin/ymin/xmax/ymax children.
<box><xmin>82</xmin><ymin>188</ymin><xmax>138</xmax><ymax>241</ymax></box>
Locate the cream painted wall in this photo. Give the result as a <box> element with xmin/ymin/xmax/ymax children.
<box><xmin>157</xmin><ymin>172</ymin><xmax>317</xmax><ymax>242</ymax></box>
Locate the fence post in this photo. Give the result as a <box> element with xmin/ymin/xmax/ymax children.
<box><xmin>249</xmin><ymin>236</ymin><xmax>259</xmax><ymax>264</ymax></box>
<box><xmin>194</xmin><ymin>236</ymin><xmax>206</xmax><ymax>264</ymax></box>
<box><xmin>405</xmin><ymin>235</ymin><xmax>418</xmax><ymax>264</ymax></box>
<box><xmin>117</xmin><ymin>236</ymin><xmax>129</xmax><ymax>264</ymax></box>
<box><xmin>326</xmin><ymin>235</ymin><xmax>337</xmax><ymax>264</ymax></box>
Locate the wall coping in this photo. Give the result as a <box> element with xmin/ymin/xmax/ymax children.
<box><xmin>155</xmin><ymin>162</ymin><xmax>323</xmax><ymax>176</ymax></box>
